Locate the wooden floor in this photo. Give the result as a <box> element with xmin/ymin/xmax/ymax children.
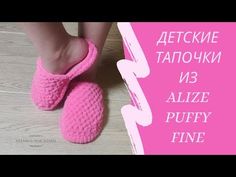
<box><xmin>0</xmin><ymin>23</ymin><xmax>132</xmax><ymax>154</ymax></box>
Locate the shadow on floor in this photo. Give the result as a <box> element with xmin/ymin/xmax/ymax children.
<box><xmin>96</xmin><ymin>48</ymin><xmax>125</xmax><ymax>129</ymax></box>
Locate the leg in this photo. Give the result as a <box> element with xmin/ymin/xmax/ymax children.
<box><xmin>79</xmin><ymin>22</ymin><xmax>112</xmax><ymax>55</ymax></box>
<box><xmin>20</xmin><ymin>22</ymin><xmax>88</xmax><ymax>74</ymax></box>
<box><xmin>79</xmin><ymin>22</ymin><xmax>112</xmax><ymax>80</ymax></box>
<box><xmin>78</xmin><ymin>22</ymin><xmax>112</xmax><ymax>80</ymax></box>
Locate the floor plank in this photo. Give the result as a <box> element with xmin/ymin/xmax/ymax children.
<box><xmin>0</xmin><ymin>90</ymin><xmax>131</xmax><ymax>154</ymax></box>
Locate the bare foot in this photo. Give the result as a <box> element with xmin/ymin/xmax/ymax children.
<box><xmin>42</xmin><ymin>36</ymin><xmax>88</xmax><ymax>74</ymax></box>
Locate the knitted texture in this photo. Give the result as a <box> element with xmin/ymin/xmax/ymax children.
<box><xmin>31</xmin><ymin>40</ymin><xmax>97</xmax><ymax>110</ymax></box>
<box><xmin>60</xmin><ymin>81</ymin><xmax>104</xmax><ymax>144</ymax></box>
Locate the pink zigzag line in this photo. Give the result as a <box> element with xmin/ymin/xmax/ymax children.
<box><xmin>116</xmin><ymin>22</ymin><xmax>153</xmax><ymax>154</ymax></box>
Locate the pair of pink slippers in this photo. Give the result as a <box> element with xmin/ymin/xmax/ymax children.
<box><xmin>31</xmin><ymin>40</ymin><xmax>104</xmax><ymax>144</ymax></box>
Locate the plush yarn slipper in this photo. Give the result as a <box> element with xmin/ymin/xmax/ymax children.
<box><xmin>31</xmin><ymin>40</ymin><xmax>97</xmax><ymax>111</ymax></box>
<box><xmin>60</xmin><ymin>81</ymin><xmax>104</xmax><ymax>144</ymax></box>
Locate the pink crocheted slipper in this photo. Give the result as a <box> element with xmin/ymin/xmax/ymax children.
<box><xmin>31</xmin><ymin>40</ymin><xmax>97</xmax><ymax>111</ymax></box>
<box><xmin>60</xmin><ymin>81</ymin><xmax>104</xmax><ymax>144</ymax></box>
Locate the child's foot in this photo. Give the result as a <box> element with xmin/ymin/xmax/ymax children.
<box><xmin>42</xmin><ymin>36</ymin><xmax>89</xmax><ymax>74</ymax></box>
<box><xmin>31</xmin><ymin>40</ymin><xmax>97</xmax><ymax>110</ymax></box>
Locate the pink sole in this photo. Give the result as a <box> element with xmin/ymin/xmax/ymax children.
<box><xmin>60</xmin><ymin>81</ymin><xmax>104</xmax><ymax>144</ymax></box>
<box><xmin>31</xmin><ymin>40</ymin><xmax>97</xmax><ymax>110</ymax></box>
